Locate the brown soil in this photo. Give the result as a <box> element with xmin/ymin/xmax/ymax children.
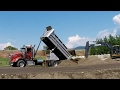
<box><xmin>1</xmin><ymin>64</ymin><xmax>120</xmax><ymax>79</ymax></box>
<box><xmin>57</xmin><ymin>56</ymin><xmax>120</xmax><ymax>67</ymax></box>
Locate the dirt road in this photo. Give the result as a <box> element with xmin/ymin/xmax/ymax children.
<box><xmin>1</xmin><ymin>63</ymin><xmax>120</xmax><ymax>74</ymax></box>
<box><xmin>1</xmin><ymin>63</ymin><xmax>120</xmax><ymax>79</ymax></box>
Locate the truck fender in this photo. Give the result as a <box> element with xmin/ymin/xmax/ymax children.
<box><xmin>12</xmin><ymin>57</ymin><xmax>23</xmax><ymax>62</ymax></box>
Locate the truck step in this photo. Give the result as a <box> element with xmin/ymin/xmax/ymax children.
<box><xmin>27</xmin><ymin>60</ymin><xmax>35</xmax><ymax>65</ymax></box>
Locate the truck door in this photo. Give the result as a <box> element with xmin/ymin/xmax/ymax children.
<box><xmin>26</xmin><ymin>47</ymin><xmax>32</xmax><ymax>60</ymax></box>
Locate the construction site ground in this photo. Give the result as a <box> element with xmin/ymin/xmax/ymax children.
<box><xmin>1</xmin><ymin>50</ymin><xmax>120</xmax><ymax>79</ymax></box>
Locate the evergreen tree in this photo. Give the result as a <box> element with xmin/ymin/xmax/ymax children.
<box><xmin>108</xmin><ymin>34</ymin><xmax>115</xmax><ymax>45</ymax></box>
<box><xmin>103</xmin><ymin>36</ymin><xmax>108</xmax><ymax>42</ymax></box>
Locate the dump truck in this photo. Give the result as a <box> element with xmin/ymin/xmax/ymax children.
<box><xmin>8</xmin><ymin>26</ymin><xmax>72</xmax><ymax>67</ymax></box>
<box><xmin>85</xmin><ymin>41</ymin><xmax>120</xmax><ymax>59</ymax></box>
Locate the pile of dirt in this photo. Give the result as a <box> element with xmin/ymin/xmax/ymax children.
<box><xmin>57</xmin><ymin>60</ymin><xmax>79</xmax><ymax>67</ymax></box>
<box><xmin>57</xmin><ymin>55</ymin><xmax>120</xmax><ymax>67</ymax></box>
<box><xmin>78</xmin><ymin>56</ymin><xmax>117</xmax><ymax>66</ymax></box>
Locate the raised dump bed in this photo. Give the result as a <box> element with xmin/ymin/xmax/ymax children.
<box><xmin>40</xmin><ymin>26</ymin><xmax>72</xmax><ymax>60</ymax></box>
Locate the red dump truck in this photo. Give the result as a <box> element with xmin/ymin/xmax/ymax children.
<box><xmin>8</xmin><ymin>26</ymin><xmax>73</xmax><ymax>67</ymax></box>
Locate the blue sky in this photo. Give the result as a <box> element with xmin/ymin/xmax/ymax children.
<box><xmin>0</xmin><ymin>11</ymin><xmax>120</xmax><ymax>50</ymax></box>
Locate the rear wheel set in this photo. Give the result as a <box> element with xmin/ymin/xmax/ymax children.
<box><xmin>47</xmin><ymin>60</ymin><xmax>58</xmax><ymax>67</ymax></box>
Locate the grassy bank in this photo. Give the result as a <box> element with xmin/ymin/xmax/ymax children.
<box><xmin>0</xmin><ymin>58</ymin><xmax>9</xmax><ymax>66</ymax></box>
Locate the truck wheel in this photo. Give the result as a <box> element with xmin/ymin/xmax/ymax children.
<box><xmin>16</xmin><ymin>60</ymin><xmax>26</xmax><ymax>67</ymax></box>
<box><xmin>52</xmin><ymin>61</ymin><xmax>58</xmax><ymax>67</ymax></box>
<box><xmin>48</xmin><ymin>61</ymin><xmax>58</xmax><ymax>67</ymax></box>
<box><xmin>47</xmin><ymin>61</ymin><xmax>51</xmax><ymax>67</ymax></box>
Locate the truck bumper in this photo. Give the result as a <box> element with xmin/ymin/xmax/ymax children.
<box><xmin>9</xmin><ymin>61</ymin><xmax>13</xmax><ymax>66</ymax></box>
<box><xmin>8</xmin><ymin>55</ymin><xmax>13</xmax><ymax>66</ymax></box>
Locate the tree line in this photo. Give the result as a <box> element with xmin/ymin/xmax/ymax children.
<box><xmin>4</xmin><ymin>45</ymin><xmax>49</xmax><ymax>50</ymax></box>
<box><xmin>89</xmin><ymin>34</ymin><xmax>120</xmax><ymax>55</ymax></box>
<box><xmin>4</xmin><ymin>46</ymin><xmax>18</xmax><ymax>50</ymax></box>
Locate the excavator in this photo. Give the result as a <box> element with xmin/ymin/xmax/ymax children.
<box><xmin>85</xmin><ymin>41</ymin><xmax>120</xmax><ymax>59</ymax></box>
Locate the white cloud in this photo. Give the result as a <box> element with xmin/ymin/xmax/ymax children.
<box><xmin>111</xmin><ymin>28</ymin><xmax>117</xmax><ymax>36</ymax></box>
<box><xmin>112</xmin><ymin>14</ymin><xmax>120</xmax><ymax>35</ymax></box>
<box><xmin>66</xmin><ymin>14</ymin><xmax>120</xmax><ymax>48</ymax></box>
<box><xmin>0</xmin><ymin>42</ymin><xmax>14</xmax><ymax>50</ymax></box>
<box><xmin>113</xmin><ymin>14</ymin><xmax>120</xmax><ymax>26</ymax></box>
<box><xmin>96</xmin><ymin>28</ymin><xmax>117</xmax><ymax>39</ymax></box>
<box><xmin>65</xmin><ymin>34</ymin><xmax>95</xmax><ymax>48</ymax></box>
<box><xmin>96</xmin><ymin>14</ymin><xmax>120</xmax><ymax>39</ymax></box>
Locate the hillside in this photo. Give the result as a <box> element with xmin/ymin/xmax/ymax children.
<box><xmin>74</xmin><ymin>46</ymin><xmax>85</xmax><ymax>50</ymax></box>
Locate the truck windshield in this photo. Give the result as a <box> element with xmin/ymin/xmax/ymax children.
<box><xmin>20</xmin><ymin>48</ymin><xmax>25</xmax><ymax>52</ymax></box>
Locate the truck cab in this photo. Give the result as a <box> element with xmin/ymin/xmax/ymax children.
<box><xmin>9</xmin><ymin>45</ymin><xmax>35</xmax><ymax>67</ymax></box>
<box><xmin>20</xmin><ymin>45</ymin><xmax>35</xmax><ymax>60</ymax></box>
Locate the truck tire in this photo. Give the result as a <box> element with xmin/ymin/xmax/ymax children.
<box><xmin>52</xmin><ymin>61</ymin><xmax>58</xmax><ymax>67</ymax></box>
<box><xmin>47</xmin><ymin>61</ymin><xmax>51</xmax><ymax>67</ymax></box>
<box><xmin>48</xmin><ymin>60</ymin><xmax>58</xmax><ymax>67</ymax></box>
<box><xmin>16</xmin><ymin>60</ymin><xmax>26</xmax><ymax>67</ymax></box>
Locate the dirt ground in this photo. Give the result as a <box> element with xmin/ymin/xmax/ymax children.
<box><xmin>1</xmin><ymin>50</ymin><xmax>120</xmax><ymax>79</ymax></box>
<box><xmin>1</xmin><ymin>66</ymin><xmax>120</xmax><ymax>79</ymax></box>
<box><xmin>57</xmin><ymin>55</ymin><xmax>120</xmax><ymax>67</ymax></box>
<box><xmin>9</xmin><ymin>69</ymin><xmax>120</xmax><ymax>79</ymax></box>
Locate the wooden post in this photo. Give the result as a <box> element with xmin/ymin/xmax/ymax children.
<box><xmin>44</xmin><ymin>50</ymin><xmax>46</xmax><ymax>68</ymax></box>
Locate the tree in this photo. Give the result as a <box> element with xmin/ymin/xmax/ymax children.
<box><xmin>92</xmin><ymin>34</ymin><xmax>116</xmax><ymax>55</ymax></box>
<box><xmin>103</xmin><ymin>36</ymin><xmax>108</xmax><ymax>42</ymax></box>
<box><xmin>115</xmin><ymin>35</ymin><xmax>120</xmax><ymax>45</ymax></box>
<box><xmin>108</xmin><ymin>34</ymin><xmax>115</xmax><ymax>45</ymax></box>
<box><xmin>4</xmin><ymin>46</ymin><xmax>18</xmax><ymax>50</ymax></box>
<box><xmin>89</xmin><ymin>47</ymin><xmax>96</xmax><ymax>55</ymax></box>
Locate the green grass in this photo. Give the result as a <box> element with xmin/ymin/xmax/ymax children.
<box><xmin>0</xmin><ymin>56</ymin><xmax>45</xmax><ymax>66</ymax></box>
<box><xmin>0</xmin><ymin>58</ymin><xmax>9</xmax><ymax>66</ymax></box>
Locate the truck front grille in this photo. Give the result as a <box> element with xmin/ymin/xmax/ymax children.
<box><xmin>8</xmin><ymin>55</ymin><xmax>11</xmax><ymax>65</ymax></box>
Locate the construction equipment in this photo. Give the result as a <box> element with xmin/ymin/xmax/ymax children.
<box><xmin>8</xmin><ymin>26</ymin><xmax>72</xmax><ymax>67</ymax></box>
<box><xmin>111</xmin><ymin>45</ymin><xmax>120</xmax><ymax>58</ymax></box>
<box><xmin>85</xmin><ymin>41</ymin><xmax>120</xmax><ymax>59</ymax></box>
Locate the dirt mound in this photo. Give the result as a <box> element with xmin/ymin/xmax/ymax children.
<box><xmin>79</xmin><ymin>57</ymin><xmax>113</xmax><ymax>66</ymax></box>
<box><xmin>57</xmin><ymin>60</ymin><xmax>78</xmax><ymax>67</ymax></box>
<box><xmin>57</xmin><ymin>55</ymin><xmax>120</xmax><ymax>67</ymax></box>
